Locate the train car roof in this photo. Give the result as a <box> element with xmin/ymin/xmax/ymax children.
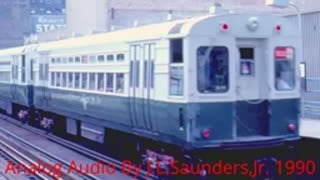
<box><xmin>36</xmin><ymin>14</ymin><xmax>207</xmax><ymax>52</ymax></box>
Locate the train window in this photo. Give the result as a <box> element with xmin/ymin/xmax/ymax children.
<box><xmin>97</xmin><ymin>55</ymin><xmax>105</xmax><ymax>63</ymax></box>
<box><xmin>170</xmin><ymin>39</ymin><xmax>183</xmax><ymax>63</ymax></box>
<box><xmin>21</xmin><ymin>55</ymin><xmax>26</xmax><ymax>83</ymax></box>
<box><xmin>68</xmin><ymin>57</ymin><xmax>74</xmax><ymax>63</ymax></box>
<box><xmin>274</xmin><ymin>47</ymin><xmax>295</xmax><ymax>90</ymax></box>
<box><xmin>51</xmin><ymin>58</ymin><xmax>55</xmax><ymax>64</ymax></box>
<box><xmin>197</xmin><ymin>46</ymin><xmax>229</xmax><ymax>93</ymax></box>
<box><xmin>116</xmin><ymin>73</ymin><xmax>124</xmax><ymax>93</ymax></box>
<box><xmin>169</xmin><ymin>66</ymin><xmax>183</xmax><ymax>96</ymax></box>
<box><xmin>56</xmin><ymin>58</ymin><xmax>61</xmax><ymax>64</ymax></box>
<box><xmin>107</xmin><ymin>55</ymin><xmax>114</xmax><ymax>61</ymax></box>
<box><xmin>39</xmin><ymin>64</ymin><xmax>44</xmax><ymax>80</ymax></box>
<box><xmin>239</xmin><ymin>48</ymin><xmax>255</xmax><ymax>76</ymax></box>
<box><xmin>89</xmin><ymin>73</ymin><xmax>96</xmax><ymax>90</ymax></box>
<box><xmin>82</xmin><ymin>55</ymin><xmax>88</xmax><ymax>64</ymax></box>
<box><xmin>106</xmin><ymin>73</ymin><xmax>114</xmax><ymax>92</ymax></box>
<box><xmin>116</xmin><ymin>54</ymin><xmax>124</xmax><ymax>61</ymax></box>
<box><xmin>89</xmin><ymin>56</ymin><xmax>96</xmax><ymax>63</ymax></box>
<box><xmin>75</xmin><ymin>73</ymin><xmax>80</xmax><ymax>88</ymax></box>
<box><xmin>75</xmin><ymin>57</ymin><xmax>80</xmax><ymax>63</ymax></box>
<box><xmin>51</xmin><ymin>72</ymin><xmax>55</xmax><ymax>86</ymax></box>
<box><xmin>62</xmin><ymin>72</ymin><xmax>67</xmax><ymax>87</ymax></box>
<box><xmin>62</xmin><ymin>58</ymin><xmax>67</xmax><ymax>64</ymax></box>
<box><xmin>68</xmin><ymin>72</ymin><xmax>73</xmax><ymax>88</ymax></box>
<box><xmin>97</xmin><ymin>73</ymin><xmax>104</xmax><ymax>91</ymax></box>
<box><xmin>56</xmin><ymin>72</ymin><xmax>61</xmax><ymax>87</ymax></box>
<box><xmin>82</xmin><ymin>73</ymin><xmax>88</xmax><ymax>89</ymax></box>
<box><xmin>44</xmin><ymin>64</ymin><xmax>49</xmax><ymax>80</ymax></box>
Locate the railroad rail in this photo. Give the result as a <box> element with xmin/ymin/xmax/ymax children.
<box><xmin>0</xmin><ymin>118</ymin><xmax>100</xmax><ymax>180</ymax></box>
<box><xmin>0</xmin><ymin>113</ymin><xmax>158</xmax><ymax>180</ymax></box>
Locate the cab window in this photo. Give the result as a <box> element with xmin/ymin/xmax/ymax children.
<box><xmin>274</xmin><ymin>47</ymin><xmax>295</xmax><ymax>90</ymax></box>
<box><xmin>197</xmin><ymin>46</ymin><xmax>229</xmax><ymax>93</ymax></box>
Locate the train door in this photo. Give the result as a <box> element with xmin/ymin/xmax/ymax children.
<box><xmin>235</xmin><ymin>39</ymin><xmax>269</xmax><ymax>137</ymax></box>
<box><xmin>142</xmin><ymin>43</ymin><xmax>155</xmax><ymax>130</ymax></box>
<box><xmin>11</xmin><ymin>55</ymin><xmax>19</xmax><ymax>101</ymax></box>
<box><xmin>236</xmin><ymin>40</ymin><xmax>267</xmax><ymax>100</ymax></box>
<box><xmin>129</xmin><ymin>44</ymin><xmax>155</xmax><ymax>130</ymax></box>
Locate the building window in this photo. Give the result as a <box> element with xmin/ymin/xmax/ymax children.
<box><xmin>82</xmin><ymin>73</ymin><xmax>87</xmax><ymax>89</ymax></box>
<box><xmin>116</xmin><ymin>73</ymin><xmax>124</xmax><ymax>93</ymax></box>
<box><xmin>197</xmin><ymin>46</ymin><xmax>229</xmax><ymax>93</ymax></box>
<box><xmin>106</xmin><ymin>73</ymin><xmax>114</xmax><ymax>92</ymax></box>
<box><xmin>274</xmin><ymin>47</ymin><xmax>295</xmax><ymax>90</ymax></box>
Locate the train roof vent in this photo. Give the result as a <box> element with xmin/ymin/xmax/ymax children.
<box><xmin>169</xmin><ymin>23</ymin><xmax>184</xmax><ymax>34</ymax></box>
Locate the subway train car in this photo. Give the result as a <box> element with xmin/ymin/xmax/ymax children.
<box><xmin>0</xmin><ymin>9</ymin><xmax>302</xmax><ymax>178</ymax></box>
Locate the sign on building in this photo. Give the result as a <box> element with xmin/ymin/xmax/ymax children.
<box><xmin>30</xmin><ymin>15</ymin><xmax>66</xmax><ymax>33</ymax></box>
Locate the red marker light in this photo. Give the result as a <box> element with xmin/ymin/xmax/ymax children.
<box><xmin>288</xmin><ymin>123</ymin><xmax>296</xmax><ymax>132</ymax></box>
<box><xmin>222</xmin><ymin>24</ymin><xmax>229</xmax><ymax>30</ymax></box>
<box><xmin>275</xmin><ymin>25</ymin><xmax>281</xmax><ymax>31</ymax></box>
<box><xmin>202</xmin><ymin>129</ymin><xmax>211</xmax><ymax>138</ymax></box>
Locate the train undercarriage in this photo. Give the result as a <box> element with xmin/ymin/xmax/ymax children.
<box><xmin>6</xmin><ymin>102</ymin><xmax>299</xmax><ymax>180</ymax></box>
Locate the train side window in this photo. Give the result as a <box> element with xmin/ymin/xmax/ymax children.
<box><xmin>21</xmin><ymin>55</ymin><xmax>26</xmax><ymax>83</ymax></box>
<box><xmin>274</xmin><ymin>47</ymin><xmax>295</xmax><ymax>90</ymax></box>
<box><xmin>62</xmin><ymin>58</ymin><xmax>67</xmax><ymax>64</ymax></box>
<box><xmin>75</xmin><ymin>73</ymin><xmax>80</xmax><ymax>88</ymax></box>
<box><xmin>62</xmin><ymin>72</ymin><xmax>67</xmax><ymax>87</ymax></box>
<box><xmin>97</xmin><ymin>73</ymin><xmax>105</xmax><ymax>91</ymax></box>
<box><xmin>89</xmin><ymin>73</ymin><xmax>95</xmax><ymax>90</ymax></box>
<box><xmin>107</xmin><ymin>55</ymin><xmax>114</xmax><ymax>61</ymax></box>
<box><xmin>82</xmin><ymin>73</ymin><xmax>88</xmax><ymax>89</ymax></box>
<box><xmin>68</xmin><ymin>57</ymin><xmax>74</xmax><ymax>63</ymax></box>
<box><xmin>56</xmin><ymin>58</ymin><xmax>61</xmax><ymax>64</ymax></box>
<box><xmin>116</xmin><ymin>54</ymin><xmax>124</xmax><ymax>61</ymax></box>
<box><xmin>82</xmin><ymin>55</ymin><xmax>88</xmax><ymax>64</ymax></box>
<box><xmin>68</xmin><ymin>72</ymin><xmax>73</xmax><ymax>88</ymax></box>
<box><xmin>51</xmin><ymin>58</ymin><xmax>55</xmax><ymax>64</ymax></box>
<box><xmin>170</xmin><ymin>38</ymin><xmax>183</xmax><ymax>63</ymax></box>
<box><xmin>56</xmin><ymin>72</ymin><xmax>61</xmax><ymax>87</ymax></box>
<box><xmin>89</xmin><ymin>56</ymin><xmax>96</xmax><ymax>63</ymax></box>
<box><xmin>75</xmin><ymin>57</ymin><xmax>80</xmax><ymax>63</ymax></box>
<box><xmin>106</xmin><ymin>73</ymin><xmax>114</xmax><ymax>92</ymax></box>
<box><xmin>116</xmin><ymin>73</ymin><xmax>124</xmax><ymax>93</ymax></box>
<box><xmin>98</xmin><ymin>55</ymin><xmax>105</xmax><ymax>63</ymax></box>
<box><xmin>51</xmin><ymin>72</ymin><xmax>55</xmax><ymax>86</ymax></box>
<box><xmin>197</xmin><ymin>46</ymin><xmax>229</xmax><ymax>93</ymax></box>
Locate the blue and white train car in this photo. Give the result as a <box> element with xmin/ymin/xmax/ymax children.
<box><xmin>0</xmin><ymin>9</ymin><xmax>302</xmax><ymax>178</ymax></box>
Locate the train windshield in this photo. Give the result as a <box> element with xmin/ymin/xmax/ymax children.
<box><xmin>197</xmin><ymin>46</ymin><xmax>229</xmax><ymax>93</ymax></box>
<box><xmin>274</xmin><ymin>47</ymin><xmax>295</xmax><ymax>90</ymax></box>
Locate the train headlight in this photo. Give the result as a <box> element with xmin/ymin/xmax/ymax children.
<box><xmin>247</xmin><ymin>17</ymin><xmax>259</xmax><ymax>31</ymax></box>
